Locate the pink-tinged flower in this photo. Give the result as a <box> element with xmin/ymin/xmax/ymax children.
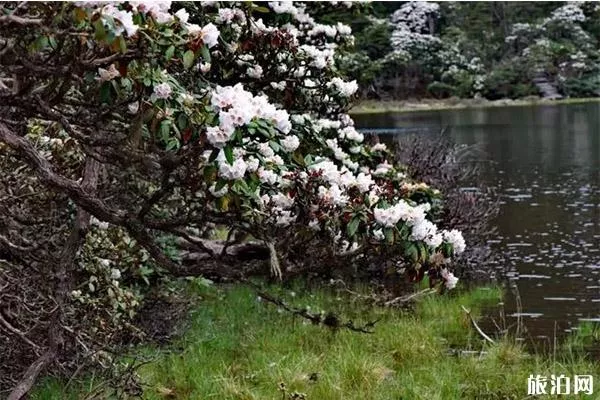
<box><xmin>206</xmin><ymin>126</ymin><xmax>233</xmax><ymax>148</ymax></box>
<box><xmin>200</xmin><ymin>63</ymin><xmax>211</xmax><ymax>73</ymax></box>
<box><xmin>440</xmin><ymin>268</ymin><xmax>459</xmax><ymax>290</ymax></box>
<box><xmin>98</xmin><ymin>64</ymin><xmax>120</xmax><ymax>82</ymax></box>
<box><xmin>219</xmin><ymin>158</ymin><xmax>247</xmax><ymax>180</ymax></box>
<box><xmin>201</xmin><ymin>23</ymin><xmax>220</xmax><ymax>48</ymax></box>
<box><xmin>280</xmin><ymin>135</ymin><xmax>300</xmax><ymax>153</ymax></box>
<box><xmin>153</xmin><ymin>82</ymin><xmax>172</xmax><ymax>99</ymax></box>
<box><xmin>174</xmin><ymin>8</ymin><xmax>189</xmax><ymax>23</ymax></box>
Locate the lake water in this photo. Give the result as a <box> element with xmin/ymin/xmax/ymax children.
<box><xmin>354</xmin><ymin>103</ymin><xmax>600</xmax><ymax>345</ymax></box>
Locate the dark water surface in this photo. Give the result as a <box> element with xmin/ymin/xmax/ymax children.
<box><xmin>354</xmin><ymin>103</ymin><xmax>600</xmax><ymax>343</ymax></box>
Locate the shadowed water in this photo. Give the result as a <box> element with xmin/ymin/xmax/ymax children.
<box><xmin>354</xmin><ymin>103</ymin><xmax>600</xmax><ymax>343</ymax></box>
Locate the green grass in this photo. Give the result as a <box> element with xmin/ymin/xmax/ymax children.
<box><xmin>33</xmin><ymin>283</ymin><xmax>600</xmax><ymax>399</ymax></box>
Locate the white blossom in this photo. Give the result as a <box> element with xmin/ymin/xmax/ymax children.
<box><xmin>110</xmin><ymin>268</ymin><xmax>122</xmax><ymax>280</ymax></box>
<box><xmin>209</xmin><ymin>182</ymin><xmax>228</xmax><ymax>198</ymax></box>
<box><xmin>127</xmin><ymin>102</ymin><xmax>140</xmax><ymax>114</ymax></box>
<box><xmin>98</xmin><ymin>64</ymin><xmax>120</xmax><ymax>82</ymax></box>
<box><xmin>200</xmin><ymin>62</ymin><xmax>211</xmax><ymax>73</ymax></box>
<box><xmin>440</xmin><ymin>268</ymin><xmax>459</xmax><ymax>290</ymax></box>
<box><xmin>206</xmin><ymin>126</ymin><xmax>233</xmax><ymax>148</ymax></box>
<box><xmin>280</xmin><ymin>135</ymin><xmax>300</xmax><ymax>153</ymax></box>
<box><xmin>442</xmin><ymin>229</ymin><xmax>466</xmax><ymax>254</ymax></box>
<box><xmin>247</xmin><ymin>65</ymin><xmax>264</xmax><ymax>79</ymax></box>
<box><xmin>328</xmin><ymin>77</ymin><xmax>358</xmax><ymax>97</ymax></box>
<box><xmin>219</xmin><ymin>158</ymin><xmax>247</xmax><ymax>180</ymax></box>
<box><xmin>200</xmin><ymin>23</ymin><xmax>220</xmax><ymax>48</ymax></box>
<box><xmin>153</xmin><ymin>82</ymin><xmax>172</xmax><ymax>99</ymax></box>
<box><xmin>174</xmin><ymin>8</ymin><xmax>189</xmax><ymax>23</ymax></box>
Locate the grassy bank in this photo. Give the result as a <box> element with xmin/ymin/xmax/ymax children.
<box><xmin>350</xmin><ymin>97</ymin><xmax>600</xmax><ymax>114</ymax></box>
<box><xmin>34</xmin><ymin>283</ymin><xmax>600</xmax><ymax>399</ymax></box>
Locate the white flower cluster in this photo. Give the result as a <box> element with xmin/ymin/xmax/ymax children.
<box><xmin>268</xmin><ymin>1</ymin><xmax>298</xmax><ymax>15</ymax></box>
<box><xmin>298</xmin><ymin>45</ymin><xmax>336</xmax><ymax>69</ymax></box>
<box><xmin>204</xmin><ymin>84</ymin><xmax>300</xmax><ymax>186</ymax></box>
<box><xmin>373</xmin><ymin>201</ymin><xmax>430</xmax><ymax>228</ymax></box>
<box><xmin>373</xmin><ymin>201</ymin><xmax>465</xmax><ymax>252</ymax></box>
<box><xmin>153</xmin><ymin>82</ymin><xmax>172</xmax><ymax>99</ymax></box>
<box><xmin>307</xmin><ymin>165</ymin><xmax>354</xmax><ymax>206</ymax></box>
<box><xmin>442</xmin><ymin>229</ymin><xmax>466</xmax><ymax>254</ymax></box>
<box><xmin>390</xmin><ymin>29</ymin><xmax>441</xmax><ymax>59</ymax></box>
<box><xmin>390</xmin><ymin>2</ymin><xmax>440</xmax><ymax>34</ymax></box>
<box><xmin>440</xmin><ymin>268</ymin><xmax>459</xmax><ymax>290</ymax></box>
<box><xmin>215</xmin><ymin>7</ymin><xmax>246</xmax><ymax>25</ymax></box>
<box><xmin>76</xmin><ymin>1</ymin><xmax>220</xmax><ymax>48</ymax></box>
<box><xmin>508</xmin><ymin>3</ymin><xmax>592</xmax><ymax>65</ymax></box>
<box><xmin>389</xmin><ymin>2</ymin><xmax>443</xmax><ymax>58</ymax></box>
<box><xmin>307</xmin><ymin>22</ymin><xmax>352</xmax><ymax>38</ymax></box>
<box><xmin>328</xmin><ymin>77</ymin><xmax>359</xmax><ymax>97</ymax></box>
<box><xmin>209</xmin><ymin>83</ymin><xmax>291</xmax><ymax>148</ymax></box>
<box><xmin>550</xmin><ymin>3</ymin><xmax>586</xmax><ymax>24</ymax></box>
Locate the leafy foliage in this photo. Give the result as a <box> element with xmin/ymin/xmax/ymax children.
<box><xmin>338</xmin><ymin>1</ymin><xmax>600</xmax><ymax>100</ymax></box>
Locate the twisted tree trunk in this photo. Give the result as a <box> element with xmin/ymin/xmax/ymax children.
<box><xmin>7</xmin><ymin>158</ymin><xmax>100</xmax><ymax>400</ymax></box>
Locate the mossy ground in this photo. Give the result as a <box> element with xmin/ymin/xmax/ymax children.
<box><xmin>34</xmin><ymin>282</ymin><xmax>600</xmax><ymax>399</ymax></box>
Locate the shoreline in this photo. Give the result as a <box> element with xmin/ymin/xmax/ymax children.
<box><xmin>349</xmin><ymin>96</ymin><xmax>600</xmax><ymax>114</ymax></box>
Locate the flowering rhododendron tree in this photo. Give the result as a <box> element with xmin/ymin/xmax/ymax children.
<box><xmin>502</xmin><ymin>2</ymin><xmax>600</xmax><ymax>96</ymax></box>
<box><xmin>0</xmin><ymin>1</ymin><xmax>464</xmax><ymax>395</ymax></box>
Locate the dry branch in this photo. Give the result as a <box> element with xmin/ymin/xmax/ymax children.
<box><xmin>257</xmin><ymin>290</ymin><xmax>380</xmax><ymax>334</ymax></box>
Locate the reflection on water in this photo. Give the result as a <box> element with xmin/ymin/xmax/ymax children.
<box><xmin>354</xmin><ymin>103</ymin><xmax>600</xmax><ymax>341</ymax></box>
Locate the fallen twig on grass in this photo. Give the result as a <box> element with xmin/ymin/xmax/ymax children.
<box><xmin>384</xmin><ymin>288</ymin><xmax>436</xmax><ymax>307</ymax></box>
<box><xmin>461</xmin><ymin>305</ymin><xmax>495</xmax><ymax>344</ymax></box>
<box><xmin>256</xmin><ymin>290</ymin><xmax>380</xmax><ymax>334</ymax></box>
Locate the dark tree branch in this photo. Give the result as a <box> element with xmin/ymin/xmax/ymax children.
<box><xmin>7</xmin><ymin>350</ymin><xmax>55</xmax><ymax>400</ymax></box>
<box><xmin>256</xmin><ymin>290</ymin><xmax>380</xmax><ymax>334</ymax></box>
<box><xmin>0</xmin><ymin>14</ymin><xmax>43</xmax><ymax>27</ymax></box>
<box><xmin>0</xmin><ymin>122</ymin><xmax>127</xmax><ymax>225</ymax></box>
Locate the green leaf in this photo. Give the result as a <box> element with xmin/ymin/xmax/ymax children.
<box><xmin>201</xmin><ymin>45</ymin><xmax>211</xmax><ymax>63</ymax></box>
<box><xmin>208</xmin><ymin>149</ymin><xmax>220</xmax><ymax>162</ymax></box>
<box><xmin>203</xmin><ymin>165</ymin><xmax>217</xmax><ymax>181</ymax></box>
<box><xmin>215</xmin><ymin>179</ymin><xmax>227</xmax><ymax>191</ymax></box>
<box><xmin>118</xmin><ymin>35</ymin><xmax>127</xmax><ymax>53</ymax></box>
<box><xmin>346</xmin><ymin>217</ymin><xmax>360</xmax><ymax>237</ymax></box>
<box><xmin>183</xmin><ymin>50</ymin><xmax>195</xmax><ymax>69</ymax></box>
<box><xmin>254</xmin><ymin>5</ymin><xmax>270</xmax><ymax>12</ymax></box>
<box><xmin>398</xmin><ymin>224</ymin><xmax>409</xmax><ymax>240</ymax></box>
<box><xmin>292</xmin><ymin>150</ymin><xmax>305</xmax><ymax>166</ymax></box>
<box><xmin>93</xmin><ymin>19</ymin><xmax>106</xmax><ymax>41</ymax></box>
<box><xmin>442</xmin><ymin>243</ymin><xmax>453</xmax><ymax>258</ymax></box>
<box><xmin>48</xmin><ymin>36</ymin><xmax>57</xmax><ymax>50</ymax></box>
<box><xmin>217</xmin><ymin>195</ymin><xmax>230</xmax><ymax>211</ymax></box>
<box><xmin>404</xmin><ymin>244</ymin><xmax>418</xmax><ymax>263</ymax></box>
<box><xmin>165</xmin><ymin>45</ymin><xmax>175</xmax><ymax>61</ymax></box>
<box><xmin>224</xmin><ymin>145</ymin><xmax>234</xmax><ymax>164</ymax></box>
<box><xmin>234</xmin><ymin>179</ymin><xmax>250</xmax><ymax>194</ymax></box>
<box><xmin>384</xmin><ymin>228</ymin><xmax>394</xmax><ymax>244</ymax></box>
<box><xmin>176</xmin><ymin>113</ymin><xmax>188</xmax><ymax>130</ymax></box>
<box><xmin>166</xmin><ymin>137</ymin><xmax>180</xmax><ymax>151</ymax></box>
<box><xmin>160</xmin><ymin>119</ymin><xmax>171</xmax><ymax>142</ymax></box>
<box><xmin>417</xmin><ymin>243</ymin><xmax>428</xmax><ymax>262</ymax></box>
<box><xmin>269</xmin><ymin>140</ymin><xmax>280</xmax><ymax>152</ymax></box>
<box><xmin>99</xmin><ymin>82</ymin><xmax>112</xmax><ymax>104</ymax></box>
